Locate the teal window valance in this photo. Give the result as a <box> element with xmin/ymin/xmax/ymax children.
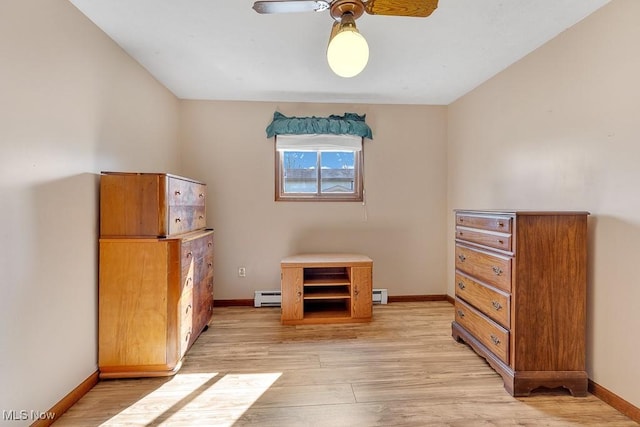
<box><xmin>265</xmin><ymin>112</ymin><xmax>373</xmax><ymax>140</ymax></box>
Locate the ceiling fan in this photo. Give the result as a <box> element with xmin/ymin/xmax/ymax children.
<box><xmin>252</xmin><ymin>0</ymin><xmax>439</xmax><ymax>78</ymax></box>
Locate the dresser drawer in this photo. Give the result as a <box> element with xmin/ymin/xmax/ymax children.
<box><xmin>180</xmin><ymin>288</ymin><xmax>194</xmax><ymax>326</ymax></box>
<box><xmin>168</xmin><ymin>206</ymin><xmax>207</xmax><ymax>236</ymax></box>
<box><xmin>180</xmin><ymin>288</ymin><xmax>193</xmax><ymax>356</ymax></box>
<box><xmin>168</xmin><ymin>177</ymin><xmax>206</xmax><ymax>207</ymax></box>
<box><xmin>181</xmin><ymin>240</ymin><xmax>196</xmax><ymax>293</ymax></box>
<box><xmin>197</xmin><ymin>254</ymin><xmax>214</xmax><ymax>284</ymax></box>
<box><xmin>455</xmin><ymin>298</ymin><xmax>509</xmax><ymax>364</ymax></box>
<box><xmin>455</xmin><ymin>272</ymin><xmax>510</xmax><ymax>329</ymax></box>
<box><xmin>455</xmin><ymin>245</ymin><xmax>512</xmax><ymax>292</ymax></box>
<box><xmin>193</xmin><ymin>274</ymin><xmax>214</xmax><ymax>338</ymax></box>
<box><xmin>182</xmin><ymin>270</ymin><xmax>194</xmax><ymax>295</ymax></box>
<box><xmin>181</xmin><ymin>232</ymin><xmax>213</xmax><ymax>279</ymax></box>
<box><xmin>456</xmin><ymin>213</ymin><xmax>512</xmax><ymax>233</ymax></box>
<box><xmin>190</xmin><ymin>231</ymin><xmax>214</xmax><ymax>255</ymax></box>
<box><xmin>456</xmin><ymin>226</ymin><xmax>512</xmax><ymax>252</ymax></box>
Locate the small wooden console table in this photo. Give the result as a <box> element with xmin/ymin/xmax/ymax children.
<box><xmin>280</xmin><ymin>253</ymin><xmax>373</xmax><ymax>325</ymax></box>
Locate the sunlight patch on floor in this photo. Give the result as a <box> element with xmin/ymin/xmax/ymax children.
<box><xmin>100</xmin><ymin>372</ymin><xmax>282</xmax><ymax>426</ymax></box>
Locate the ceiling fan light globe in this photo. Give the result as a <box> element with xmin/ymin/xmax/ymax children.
<box><xmin>327</xmin><ymin>30</ymin><xmax>369</xmax><ymax>78</ymax></box>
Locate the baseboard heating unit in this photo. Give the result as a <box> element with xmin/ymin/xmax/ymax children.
<box><xmin>254</xmin><ymin>289</ymin><xmax>388</xmax><ymax>307</ymax></box>
<box><xmin>254</xmin><ymin>290</ymin><xmax>282</xmax><ymax>307</ymax></box>
<box><xmin>372</xmin><ymin>288</ymin><xmax>388</xmax><ymax>305</ymax></box>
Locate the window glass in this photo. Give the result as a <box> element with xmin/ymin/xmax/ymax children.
<box><xmin>320</xmin><ymin>152</ymin><xmax>355</xmax><ymax>193</ymax></box>
<box><xmin>282</xmin><ymin>151</ymin><xmax>317</xmax><ymax>193</ymax></box>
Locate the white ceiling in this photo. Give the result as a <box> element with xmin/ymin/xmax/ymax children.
<box><xmin>68</xmin><ymin>0</ymin><xmax>610</xmax><ymax>105</ymax></box>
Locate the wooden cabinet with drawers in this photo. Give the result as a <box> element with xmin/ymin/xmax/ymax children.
<box><xmin>100</xmin><ymin>172</ymin><xmax>207</xmax><ymax>237</ymax></box>
<box><xmin>451</xmin><ymin>210</ymin><xmax>589</xmax><ymax>396</ymax></box>
<box><xmin>98</xmin><ymin>172</ymin><xmax>214</xmax><ymax>379</ymax></box>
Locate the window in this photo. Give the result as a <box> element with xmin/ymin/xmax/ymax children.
<box><xmin>275</xmin><ymin>135</ymin><xmax>363</xmax><ymax>201</ymax></box>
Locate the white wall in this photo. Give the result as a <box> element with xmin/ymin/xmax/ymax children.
<box><xmin>447</xmin><ymin>0</ymin><xmax>640</xmax><ymax>408</ymax></box>
<box><xmin>179</xmin><ymin>101</ymin><xmax>448</xmax><ymax>300</ymax></box>
<box><xmin>0</xmin><ymin>1</ymin><xmax>180</xmax><ymax>423</ymax></box>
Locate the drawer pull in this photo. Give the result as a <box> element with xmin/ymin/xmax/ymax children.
<box><xmin>457</xmin><ymin>310</ymin><xmax>465</xmax><ymax>318</ymax></box>
<box><xmin>497</xmin><ymin>222</ymin><xmax>504</xmax><ymax>228</ymax></box>
<box><xmin>199</xmin><ymin>193</ymin><xmax>205</xmax><ymax>198</ymax></box>
<box><xmin>457</xmin><ymin>282</ymin><xmax>466</xmax><ymax>290</ymax></box>
<box><xmin>175</xmin><ymin>190</ymin><xmax>181</xmax><ymax>196</ymax></box>
<box><xmin>492</xmin><ymin>266</ymin><xmax>503</xmax><ymax>276</ymax></box>
<box><xmin>208</xmin><ymin>242</ymin><xmax>213</xmax><ymax>247</ymax></box>
<box><xmin>458</xmin><ymin>254</ymin><xmax>466</xmax><ymax>262</ymax></box>
<box><xmin>186</xmin><ymin>251</ymin><xmax>193</xmax><ymax>258</ymax></box>
<box><xmin>497</xmin><ymin>239</ymin><xmax>504</xmax><ymax>244</ymax></box>
<box><xmin>490</xmin><ymin>334</ymin><xmax>501</xmax><ymax>346</ymax></box>
<box><xmin>185</xmin><ymin>304</ymin><xmax>192</xmax><ymax>314</ymax></box>
<box><xmin>199</xmin><ymin>215</ymin><xmax>204</xmax><ymax>220</ymax></box>
<box><xmin>207</xmin><ymin>262</ymin><xmax>213</xmax><ymax>268</ymax></box>
<box><xmin>175</xmin><ymin>217</ymin><xmax>182</xmax><ymax>223</ymax></box>
<box><xmin>458</xmin><ymin>232</ymin><xmax>463</xmax><ymax>236</ymax></box>
<box><xmin>491</xmin><ymin>300</ymin><xmax>503</xmax><ymax>311</ymax></box>
<box><xmin>458</xmin><ymin>218</ymin><xmax>464</xmax><ymax>223</ymax></box>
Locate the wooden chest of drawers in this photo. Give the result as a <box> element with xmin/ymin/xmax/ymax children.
<box><xmin>98</xmin><ymin>172</ymin><xmax>214</xmax><ymax>378</ymax></box>
<box><xmin>100</xmin><ymin>172</ymin><xmax>207</xmax><ymax>237</ymax></box>
<box><xmin>451</xmin><ymin>210</ymin><xmax>589</xmax><ymax>396</ymax></box>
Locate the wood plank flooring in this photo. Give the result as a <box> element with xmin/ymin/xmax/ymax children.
<box><xmin>55</xmin><ymin>302</ymin><xmax>638</xmax><ymax>426</ymax></box>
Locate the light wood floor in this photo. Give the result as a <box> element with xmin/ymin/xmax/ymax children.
<box><xmin>55</xmin><ymin>302</ymin><xmax>638</xmax><ymax>426</ymax></box>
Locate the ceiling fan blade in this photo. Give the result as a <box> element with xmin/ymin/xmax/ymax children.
<box><xmin>252</xmin><ymin>0</ymin><xmax>330</xmax><ymax>14</ymax></box>
<box><xmin>365</xmin><ymin>0</ymin><xmax>438</xmax><ymax>17</ymax></box>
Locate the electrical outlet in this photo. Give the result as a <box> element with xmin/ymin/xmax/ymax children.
<box><xmin>238</xmin><ymin>267</ymin><xmax>246</xmax><ymax>277</ymax></box>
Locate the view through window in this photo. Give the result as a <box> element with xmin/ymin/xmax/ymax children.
<box><xmin>275</xmin><ymin>136</ymin><xmax>363</xmax><ymax>201</ymax></box>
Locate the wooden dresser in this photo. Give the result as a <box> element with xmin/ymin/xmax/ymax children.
<box><xmin>280</xmin><ymin>254</ymin><xmax>373</xmax><ymax>325</ymax></box>
<box><xmin>98</xmin><ymin>172</ymin><xmax>214</xmax><ymax>378</ymax></box>
<box><xmin>451</xmin><ymin>210</ymin><xmax>589</xmax><ymax>396</ymax></box>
